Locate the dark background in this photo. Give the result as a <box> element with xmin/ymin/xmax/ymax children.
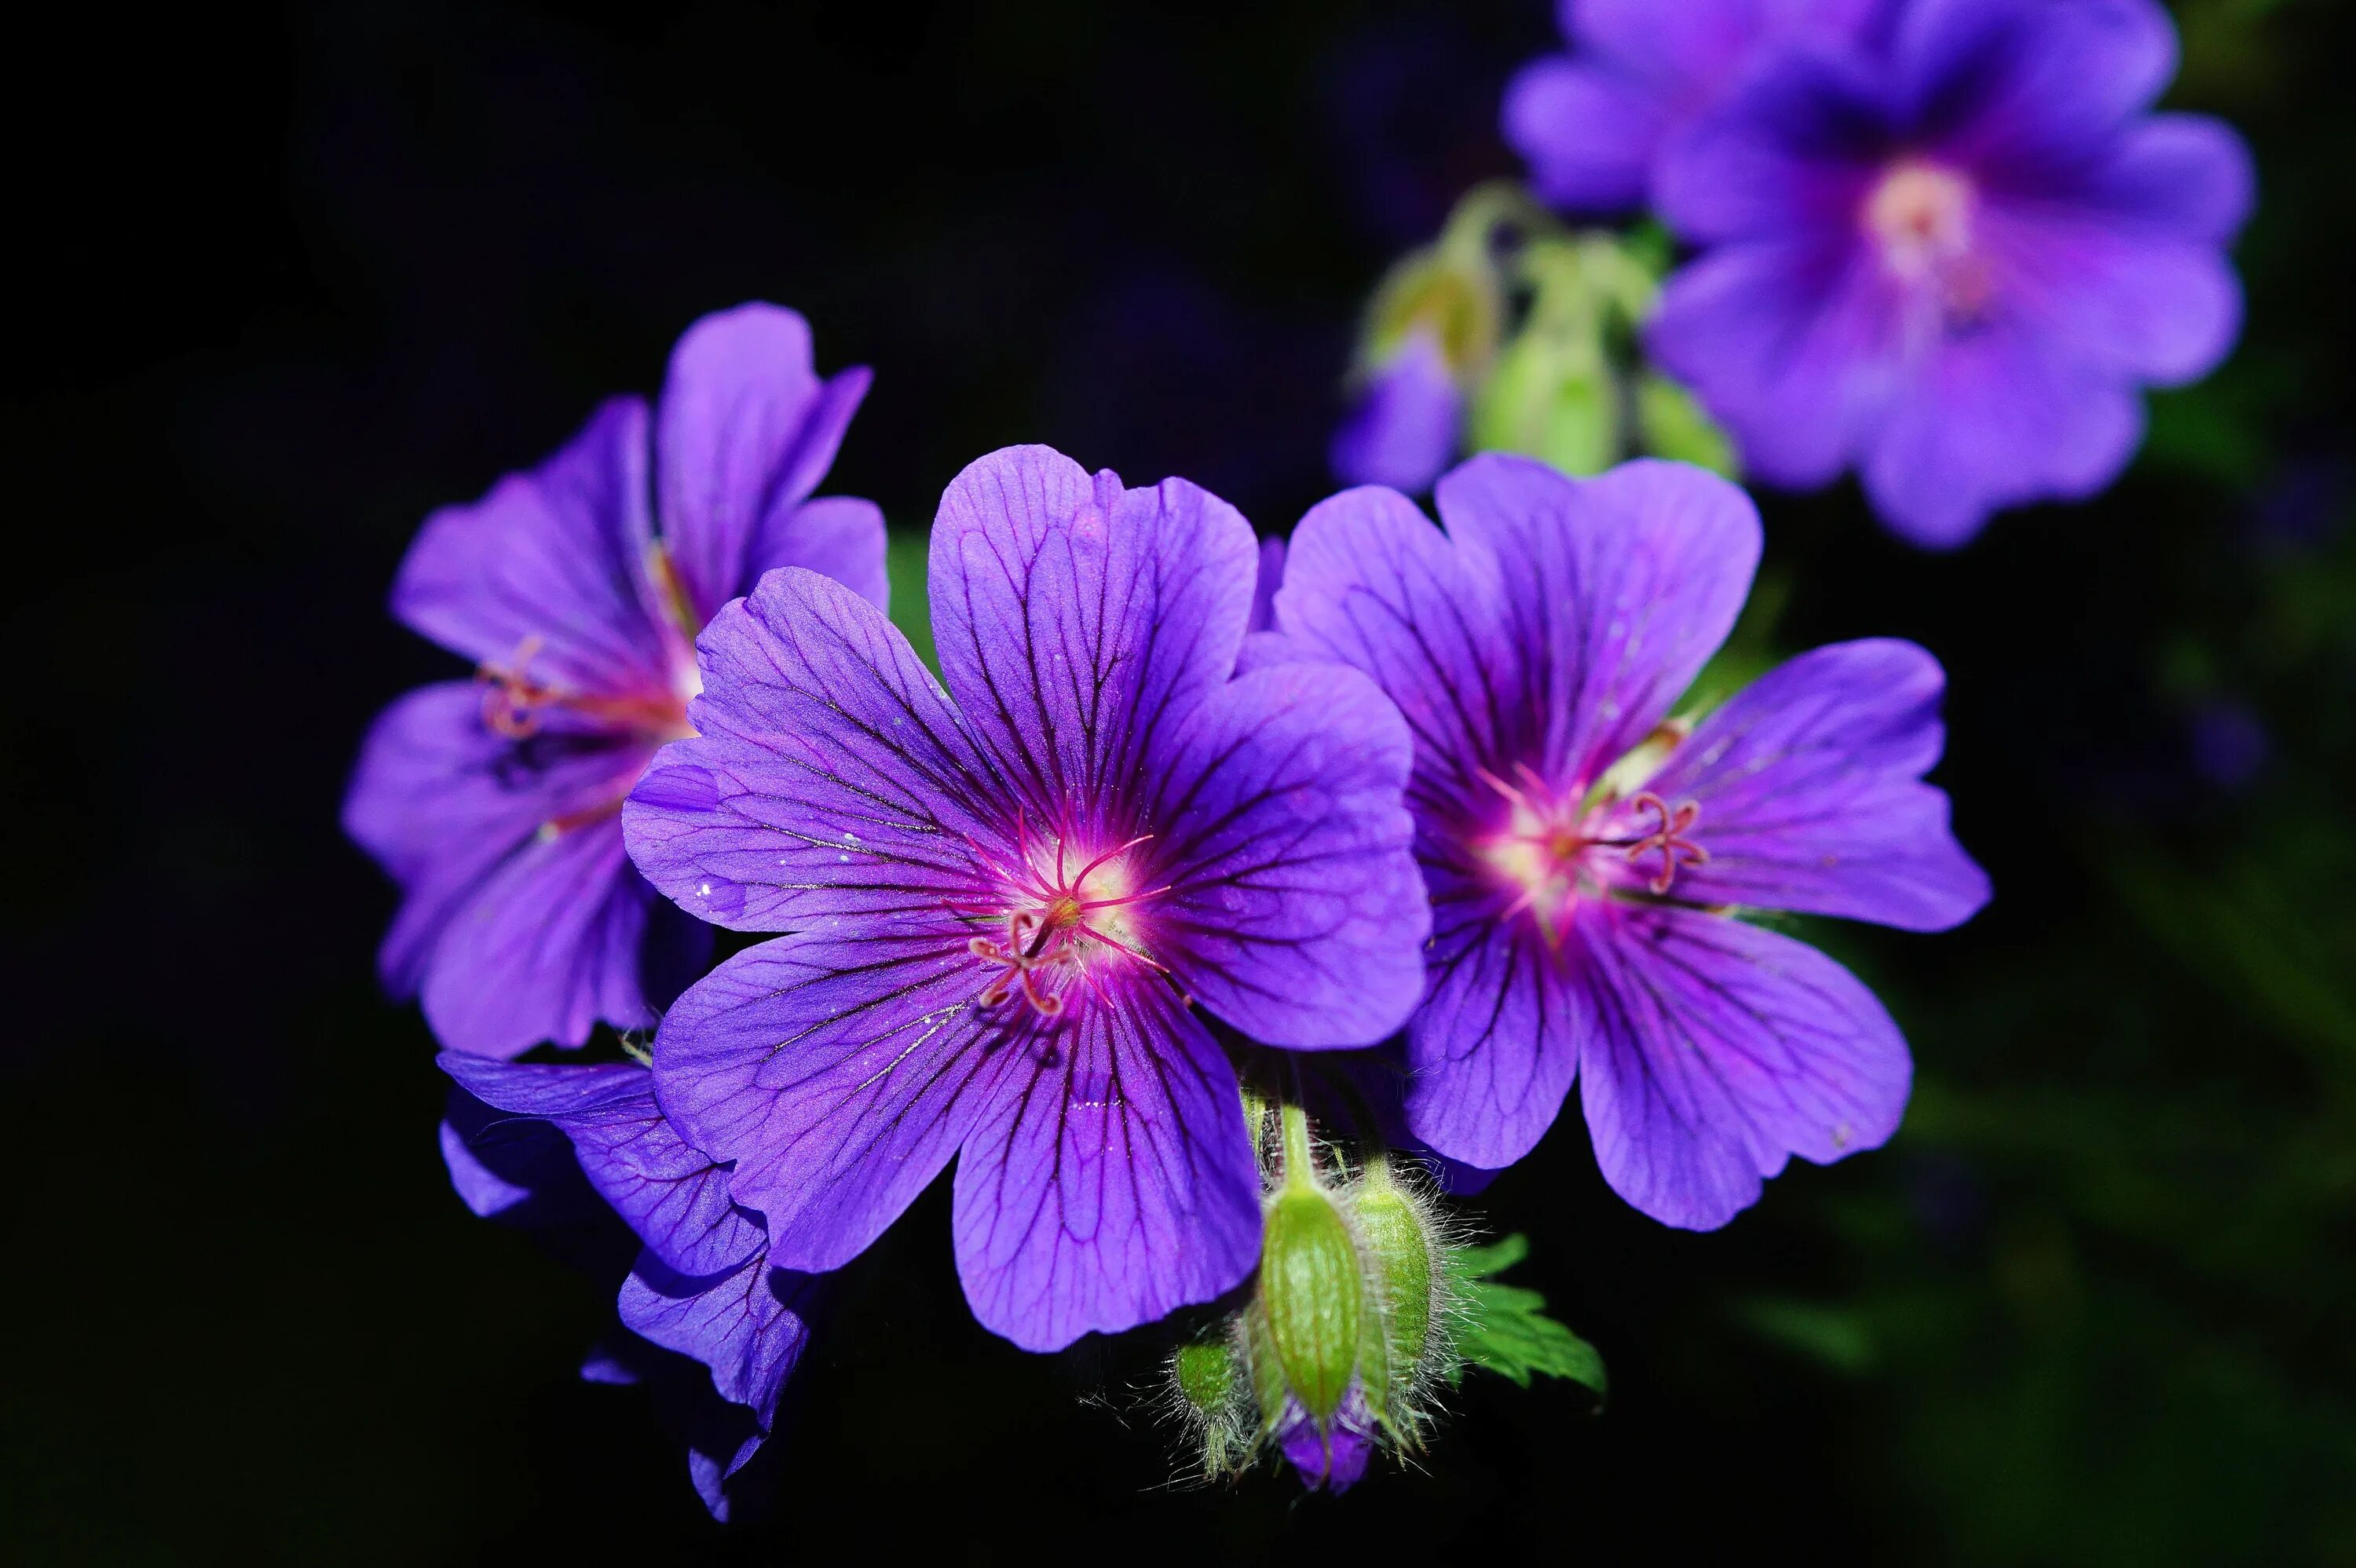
<box><xmin>6</xmin><ymin>2</ymin><xmax>2353</xmax><ymax>1562</ymax></box>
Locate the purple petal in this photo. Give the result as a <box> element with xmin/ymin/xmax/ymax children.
<box><xmin>438</xmin><ymin>1054</ymin><xmax>764</xmax><ymax>1277</ymax></box>
<box><xmin>624</xmin><ymin>567</ymin><xmax>991</xmax><ymax>931</ymax></box>
<box><xmin>1984</xmin><ymin>178</ymin><xmax>2243</xmax><ymax>389</ymax></box>
<box><xmin>1653</xmin><ymin>46</ymin><xmax>1889</xmax><ymax>246</ymax></box>
<box><xmin>1433</xmin><ymin>455</ymin><xmax>1762</xmax><ymax>791</ymax></box>
<box><xmin>1248</xmin><ymin>535</ymin><xmax>1286</xmax><ymax>635</ymax></box>
<box><xmin>653</xmin><ymin>302</ymin><xmax>871</xmax><ymax>624</ymax></box>
<box><xmin>1502</xmin><ymin>57</ymin><xmax>1665</xmax><ymax>215</ymax></box>
<box><xmin>1858</xmin><ymin>316</ymin><xmax>2143</xmax><ymax>548</ymax></box>
<box><xmin>1897</xmin><ymin>0</ymin><xmax>2177</xmax><ymax>170</ymax></box>
<box><xmin>344</xmin><ymin>682</ymin><xmax>649</xmax><ymax>989</ymax></box>
<box><xmin>1646</xmin><ymin>240</ymin><xmax>1893</xmax><ymax>490</ymax></box>
<box><xmin>653</xmin><ymin>925</ymin><xmax>1008</xmax><ymax>1274</ymax></box>
<box><xmin>346</xmin><ymin>683</ymin><xmax>540</xmax><ymax>886</ymax></box>
<box><xmin>1146</xmin><ymin>662</ymin><xmax>1429</xmax><ymax>1049</ymax></box>
<box><xmin>928</xmin><ymin>445</ymin><xmax>1258</xmax><ymax>809</ymax></box>
<box><xmin>1627</xmin><ymin>639</ymin><xmax>1990</xmax><ymax>930</ymax></box>
<box><xmin>1574</xmin><ymin>903</ymin><xmax>1911</xmax><ymax>1230</ymax></box>
<box><xmin>1568</xmin><ymin>0</ymin><xmax>1816</xmax><ymax>89</ymax></box>
<box><xmin>1403</xmin><ymin>899</ymin><xmax>1582</xmax><ymax>1171</ymax></box>
<box><xmin>747</xmin><ymin>495</ymin><xmax>891</xmax><ymax>612</ymax></box>
<box><xmin>1329</xmin><ymin>334</ymin><xmax>1462</xmax><ymax>495</ymax></box>
<box><xmin>417</xmin><ymin>817</ymin><xmax>661</xmax><ymax>1059</ymax></box>
<box><xmin>2085</xmin><ymin>113</ymin><xmax>2256</xmax><ymax>246</ymax></box>
<box><xmin>1276</xmin><ymin>1386</ymin><xmax>1377</xmax><ymax>1493</ymax></box>
<box><xmin>1275</xmin><ymin>482</ymin><xmax>1512</xmax><ymax>810</ymax></box>
<box><xmin>951</xmin><ymin>972</ymin><xmax>1260</xmax><ymax>1351</ymax></box>
<box><xmin>437</xmin><ymin>1083</ymin><xmax>605</xmax><ymax>1227</ymax></box>
<box><xmin>390</xmin><ymin>397</ymin><xmax>667</xmax><ymax>697</ymax></box>
<box><xmin>616</xmin><ymin>1247</ymin><xmax>818</xmax><ymax>1431</ymax></box>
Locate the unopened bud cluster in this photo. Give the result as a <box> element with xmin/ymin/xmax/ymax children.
<box><xmin>1166</xmin><ymin>1100</ymin><xmax>1462</xmax><ymax>1493</ymax></box>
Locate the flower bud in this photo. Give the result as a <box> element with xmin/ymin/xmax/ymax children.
<box><xmin>1354</xmin><ymin>1160</ymin><xmax>1440</xmax><ymax>1387</ymax></box>
<box><xmin>1255</xmin><ymin>1184</ymin><xmax>1364</xmax><ymax>1423</ymax></box>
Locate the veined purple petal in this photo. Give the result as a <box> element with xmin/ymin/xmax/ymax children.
<box><xmin>439</xmin><ymin>1054</ymin><xmax>764</xmax><ymax>1277</ymax></box>
<box><xmin>1403</xmin><ymin>894</ymin><xmax>1583</xmax><ymax>1171</ymax></box>
<box><xmin>1628</xmin><ymin>639</ymin><xmax>1990</xmax><ymax>930</ymax></box>
<box><xmin>1574</xmin><ymin>902</ymin><xmax>1911</xmax><ymax>1230</ymax></box>
<box><xmin>624</xmin><ymin>567</ymin><xmax>992</xmax><ymax>932</ymax></box>
<box><xmin>653</xmin><ymin>303</ymin><xmax>873</xmax><ymax>625</ymax></box>
<box><xmin>1275</xmin><ymin>483</ymin><xmax>1513</xmax><ymax>813</ymax></box>
<box><xmin>653</xmin><ymin>925</ymin><xmax>1009</xmax><ymax>1274</ymax></box>
<box><xmin>1146</xmin><ymin>662</ymin><xmax>1428</xmax><ymax>1049</ymax></box>
<box><xmin>747</xmin><ymin>495</ymin><xmax>891</xmax><ymax>612</ymax></box>
<box><xmin>417</xmin><ymin>817</ymin><xmax>663</xmax><ymax>1059</ymax></box>
<box><xmin>1329</xmin><ymin>333</ymin><xmax>1462</xmax><ymax>495</ymax></box>
<box><xmin>1433</xmin><ymin>455</ymin><xmax>1762</xmax><ymax>791</ymax></box>
<box><xmin>929</xmin><ymin>445</ymin><xmax>1258</xmax><ymax>812</ymax></box>
<box><xmin>617</xmin><ymin>1247</ymin><xmax>818</xmax><ymax>1431</ymax></box>
<box><xmin>390</xmin><ymin>397</ymin><xmax>667</xmax><ymax>698</ymax></box>
<box><xmin>951</xmin><ymin>971</ymin><xmax>1259</xmax><ymax>1351</ymax></box>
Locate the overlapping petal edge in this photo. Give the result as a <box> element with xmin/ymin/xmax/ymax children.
<box><xmin>437</xmin><ymin>1054</ymin><xmax>818</xmax><ymax>1520</ymax></box>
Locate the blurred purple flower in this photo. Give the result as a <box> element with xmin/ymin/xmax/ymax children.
<box><xmin>2188</xmin><ymin>700</ymin><xmax>2268</xmax><ymax>791</ymax></box>
<box><xmin>1503</xmin><ymin>0</ymin><xmax>1878</xmax><ymax>214</ymax></box>
<box><xmin>1271</xmin><ymin>454</ymin><xmax>1989</xmax><ymax>1227</ymax></box>
<box><xmin>438</xmin><ymin>1053</ymin><xmax>820</xmax><ymax>1520</ymax></box>
<box><xmin>623</xmin><ymin>445</ymin><xmax>1430</xmax><ymax>1351</ymax></box>
<box><xmin>1648</xmin><ymin>0</ymin><xmax>2254</xmax><ymax>546</ymax></box>
<box><xmin>1330</xmin><ymin>331</ymin><xmax>1465</xmax><ymax>495</ymax></box>
<box><xmin>345</xmin><ymin>304</ymin><xmax>886</xmax><ymax>1058</ymax></box>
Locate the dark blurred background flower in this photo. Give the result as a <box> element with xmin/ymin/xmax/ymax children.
<box><xmin>4</xmin><ymin>1</ymin><xmax>2354</xmax><ymax>1563</ymax></box>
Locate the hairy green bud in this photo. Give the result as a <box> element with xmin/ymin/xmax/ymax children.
<box><xmin>1355</xmin><ymin>1170</ymin><xmax>1437</xmax><ymax>1375</ymax></box>
<box><xmin>1257</xmin><ymin>1185</ymin><xmax>1364</xmax><ymax>1423</ymax></box>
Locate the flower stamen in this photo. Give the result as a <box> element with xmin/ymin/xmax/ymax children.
<box><xmin>1622</xmin><ymin>791</ymin><xmax>1707</xmax><ymax>894</ymax></box>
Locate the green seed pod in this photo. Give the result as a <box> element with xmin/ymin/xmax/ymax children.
<box><xmin>1256</xmin><ymin>1185</ymin><xmax>1365</xmax><ymax>1423</ymax></box>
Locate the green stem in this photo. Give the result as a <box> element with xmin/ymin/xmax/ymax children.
<box><xmin>1279</xmin><ymin>1097</ymin><xmax>1318</xmax><ymax>1192</ymax></box>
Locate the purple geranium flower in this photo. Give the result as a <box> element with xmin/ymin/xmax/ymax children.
<box><xmin>1271</xmin><ymin>454</ymin><xmax>1990</xmax><ymax>1228</ymax></box>
<box><xmin>345</xmin><ymin>303</ymin><xmax>887</xmax><ymax>1058</ymax></box>
<box><xmin>1648</xmin><ymin>0</ymin><xmax>2254</xmax><ymax>545</ymax></box>
<box><xmin>622</xmin><ymin>444</ymin><xmax>1430</xmax><ymax>1350</ymax></box>
<box><xmin>1330</xmin><ymin>331</ymin><xmax>1465</xmax><ymax>495</ymax></box>
<box><xmin>439</xmin><ymin>1053</ymin><xmax>818</xmax><ymax>1520</ymax></box>
<box><xmin>1503</xmin><ymin>0</ymin><xmax>1877</xmax><ymax>214</ymax></box>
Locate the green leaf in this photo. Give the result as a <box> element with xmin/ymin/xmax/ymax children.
<box><xmin>1457</xmin><ymin>1282</ymin><xmax>1609</xmax><ymax>1401</ymax></box>
<box><xmin>1443</xmin><ymin>1234</ymin><xmax>1607</xmax><ymax>1404</ymax></box>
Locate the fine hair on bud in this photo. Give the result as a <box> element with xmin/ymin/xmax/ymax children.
<box><xmin>1334</xmin><ymin>1153</ymin><xmax>1471</xmax><ymax>1450</ymax></box>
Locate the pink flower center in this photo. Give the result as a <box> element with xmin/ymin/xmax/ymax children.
<box><xmin>1863</xmin><ymin>159</ymin><xmax>1993</xmax><ymax>327</ymax></box>
<box><xmin>1472</xmin><ymin>763</ymin><xmax>1708</xmax><ymax>943</ymax></box>
<box><xmin>956</xmin><ymin>825</ymin><xmax>1169</xmax><ymax>1018</ymax></box>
